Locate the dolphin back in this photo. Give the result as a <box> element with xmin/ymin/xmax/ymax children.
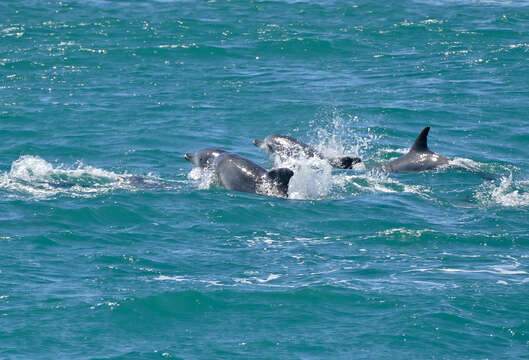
<box><xmin>383</xmin><ymin>127</ymin><xmax>449</xmax><ymax>172</ymax></box>
<box><xmin>214</xmin><ymin>153</ymin><xmax>266</xmax><ymax>194</ymax></box>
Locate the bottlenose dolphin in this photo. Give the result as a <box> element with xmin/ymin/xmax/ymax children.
<box><xmin>185</xmin><ymin>149</ymin><xmax>294</xmax><ymax>197</ymax></box>
<box><xmin>381</xmin><ymin>127</ymin><xmax>449</xmax><ymax>172</ymax></box>
<box><xmin>253</xmin><ymin>134</ymin><xmax>361</xmax><ymax>169</ymax></box>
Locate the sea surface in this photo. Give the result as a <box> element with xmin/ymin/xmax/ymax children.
<box><xmin>1</xmin><ymin>0</ymin><xmax>529</xmax><ymax>359</ymax></box>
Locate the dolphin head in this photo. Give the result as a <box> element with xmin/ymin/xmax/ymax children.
<box><xmin>253</xmin><ymin>138</ymin><xmax>273</xmax><ymax>154</ymax></box>
<box><xmin>254</xmin><ymin>135</ymin><xmax>304</xmax><ymax>157</ymax></box>
<box><xmin>184</xmin><ymin>148</ymin><xmax>226</xmax><ymax>168</ymax></box>
<box><xmin>253</xmin><ymin>139</ymin><xmax>264</xmax><ymax>147</ymax></box>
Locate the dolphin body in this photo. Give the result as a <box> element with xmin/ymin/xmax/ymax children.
<box><xmin>185</xmin><ymin>149</ymin><xmax>294</xmax><ymax>197</ymax></box>
<box><xmin>381</xmin><ymin>127</ymin><xmax>449</xmax><ymax>172</ymax></box>
<box><xmin>253</xmin><ymin>135</ymin><xmax>361</xmax><ymax>169</ymax></box>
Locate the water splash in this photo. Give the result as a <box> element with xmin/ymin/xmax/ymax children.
<box><xmin>449</xmin><ymin>157</ymin><xmax>485</xmax><ymax>172</ymax></box>
<box><xmin>276</xmin><ymin>114</ymin><xmax>427</xmax><ymax>200</ymax></box>
<box><xmin>308</xmin><ymin>110</ymin><xmax>379</xmax><ymax>161</ymax></box>
<box><xmin>184</xmin><ymin>111</ymin><xmax>425</xmax><ymax>200</ymax></box>
<box><xmin>0</xmin><ymin>155</ymin><xmax>163</xmax><ymax>199</ymax></box>
<box><xmin>277</xmin><ymin>156</ymin><xmax>335</xmax><ymax>200</ymax></box>
<box><xmin>474</xmin><ymin>173</ymin><xmax>529</xmax><ymax>207</ymax></box>
<box><xmin>187</xmin><ymin>166</ymin><xmax>217</xmax><ymax>190</ymax></box>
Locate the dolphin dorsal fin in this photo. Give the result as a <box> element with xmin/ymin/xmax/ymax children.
<box><xmin>410</xmin><ymin>127</ymin><xmax>430</xmax><ymax>152</ymax></box>
<box><xmin>267</xmin><ymin>168</ymin><xmax>294</xmax><ymax>195</ymax></box>
<box><xmin>267</xmin><ymin>168</ymin><xmax>294</xmax><ymax>185</ymax></box>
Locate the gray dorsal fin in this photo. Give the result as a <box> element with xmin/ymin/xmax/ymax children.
<box><xmin>267</xmin><ymin>168</ymin><xmax>294</xmax><ymax>196</ymax></box>
<box><xmin>267</xmin><ymin>168</ymin><xmax>294</xmax><ymax>185</ymax></box>
<box><xmin>410</xmin><ymin>127</ymin><xmax>430</xmax><ymax>152</ymax></box>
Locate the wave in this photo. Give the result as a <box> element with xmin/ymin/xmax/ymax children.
<box><xmin>0</xmin><ymin>155</ymin><xmax>170</xmax><ymax>199</ymax></box>
<box><xmin>474</xmin><ymin>173</ymin><xmax>529</xmax><ymax>207</ymax></box>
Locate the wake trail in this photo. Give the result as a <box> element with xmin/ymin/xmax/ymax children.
<box><xmin>0</xmin><ymin>155</ymin><xmax>182</xmax><ymax>200</ymax></box>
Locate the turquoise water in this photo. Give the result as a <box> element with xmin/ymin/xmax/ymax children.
<box><xmin>2</xmin><ymin>0</ymin><xmax>529</xmax><ymax>358</ymax></box>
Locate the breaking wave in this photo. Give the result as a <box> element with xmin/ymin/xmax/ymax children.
<box><xmin>0</xmin><ymin>155</ymin><xmax>166</xmax><ymax>199</ymax></box>
<box><xmin>474</xmin><ymin>173</ymin><xmax>529</xmax><ymax>207</ymax></box>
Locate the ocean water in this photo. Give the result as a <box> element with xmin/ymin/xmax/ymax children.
<box><xmin>1</xmin><ymin>0</ymin><xmax>529</xmax><ymax>358</ymax></box>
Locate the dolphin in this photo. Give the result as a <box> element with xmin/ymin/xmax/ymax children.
<box><xmin>381</xmin><ymin>127</ymin><xmax>449</xmax><ymax>172</ymax></box>
<box><xmin>253</xmin><ymin>134</ymin><xmax>361</xmax><ymax>169</ymax></box>
<box><xmin>185</xmin><ymin>149</ymin><xmax>294</xmax><ymax>197</ymax></box>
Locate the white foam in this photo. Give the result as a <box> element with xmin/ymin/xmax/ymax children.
<box><xmin>154</xmin><ymin>275</ymin><xmax>187</xmax><ymax>282</ymax></box>
<box><xmin>375</xmin><ymin>227</ymin><xmax>437</xmax><ymax>237</ymax></box>
<box><xmin>343</xmin><ymin>170</ymin><xmax>430</xmax><ymax>198</ymax></box>
<box><xmin>255</xmin><ymin>274</ymin><xmax>280</xmax><ymax>283</ymax></box>
<box><xmin>234</xmin><ymin>273</ymin><xmax>281</xmax><ymax>285</ymax></box>
<box><xmin>440</xmin><ymin>267</ymin><xmax>527</xmax><ymax>275</ymax></box>
<box><xmin>449</xmin><ymin>157</ymin><xmax>484</xmax><ymax>172</ymax></box>
<box><xmin>309</xmin><ymin>113</ymin><xmax>379</xmax><ymax>160</ymax></box>
<box><xmin>280</xmin><ymin>156</ymin><xmax>428</xmax><ymax>201</ymax></box>
<box><xmin>187</xmin><ymin>166</ymin><xmax>217</xmax><ymax>190</ymax></box>
<box><xmin>272</xmin><ymin>124</ymin><xmax>429</xmax><ymax>200</ymax></box>
<box><xmin>408</xmin><ymin>265</ymin><xmax>527</xmax><ymax>276</ymax></box>
<box><xmin>0</xmin><ymin>155</ymin><xmax>145</xmax><ymax>199</ymax></box>
<box><xmin>474</xmin><ymin>173</ymin><xmax>529</xmax><ymax>207</ymax></box>
<box><xmin>491</xmin><ymin>264</ymin><xmax>527</xmax><ymax>275</ymax></box>
<box><xmin>378</xmin><ymin>147</ymin><xmax>408</xmax><ymax>155</ymax></box>
<box><xmin>12</xmin><ymin>155</ymin><xmax>120</xmax><ymax>181</ymax></box>
<box><xmin>282</xmin><ymin>156</ymin><xmax>334</xmax><ymax>200</ymax></box>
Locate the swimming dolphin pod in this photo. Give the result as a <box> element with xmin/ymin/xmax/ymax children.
<box><xmin>380</xmin><ymin>127</ymin><xmax>449</xmax><ymax>172</ymax></box>
<box><xmin>253</xmin><ymin>134</ymin><xmax>361</xmax><ymax>169</ymax></box>
<box><xmin>185</xmin><ymin>149</ymin><xmax>293</xmax><ymax>197</ymax></box>
<box><xmin>185</xmin><ymin>127</ymin><xmax>455</xmax><ymax>197</ymax></box>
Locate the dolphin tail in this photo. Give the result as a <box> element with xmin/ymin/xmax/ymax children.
<box><xmin>328</xmin><ymin>156</ymin><xmax>362</xmax><ymax>169</ymax></box>
<box><xmin>410</xmin><ymin>127</ymin><xmax>430</xmax><ymax>152</ymax></box>
<box><xmin>266</xmin><ymin>168</ymin><xmax>294</xmax><ymax>196</ymax></box>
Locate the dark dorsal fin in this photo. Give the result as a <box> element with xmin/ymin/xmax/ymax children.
<box><xmin>267</xmin><ymin>168</ymin><xmax>294</xmax><ymax>196</ymax></box>
<box><xmin>410</xmin><ymin>127</ymin><xmax>430</xmax><ymax>152</ymax></box>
